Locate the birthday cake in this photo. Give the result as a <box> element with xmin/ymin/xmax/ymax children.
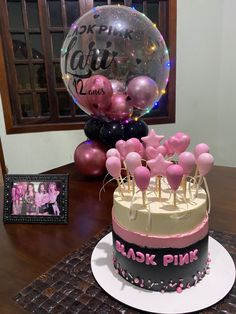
<box><xmin>105</xmin><ymin>130</ymin><xmax>214</xmax><ymax>293</ymax></box>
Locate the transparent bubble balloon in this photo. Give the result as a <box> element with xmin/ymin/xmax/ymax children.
<box><xmin>61</xmin><ymin>5</ymin><xmax>170</xmax><ymax>121</ymax></box>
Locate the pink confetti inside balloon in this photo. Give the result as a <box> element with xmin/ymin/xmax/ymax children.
<box><xmin>125</xmin><ymin>152</ymin><xmax>142</xmax><ymax>176</ymax></box>
<box><xmin>126</xmin><ymin>138</ymin><xmax>141</xmax><ymax>154</ymax></box>
<box><xmin>106</xmin><ymin>148</ymin><xmax>121</xmax><ymax>159</ymax></box>
<box><xmin>194</xmin><ymin>143</ymin><xmax>210</xmax><ymax>159</ymax></box>
<box><xmin>106</xmin><ymin>156</ymin><xmax>121</xmax><ymax>179</ymax></box>
<box><xmin>196</xmin><ymin>153</ymin><xmax>214</xmax><ymax>176</ymax></box>
<box><xmin>166</xmin><ymin>164</ymin><xmax>184</xmax><ymax>191</ymax></box>
<box><xmin>134</xmin><ymin>166</ymin><xmax>151</xmax><ymax>191</ymax></box>
<box><xmin>116</xmin><ymin>140</ymin><xmax>127</xmax><ymax>159</ymax></box>
<box><xmin>168</xmin><ymin>133</ymin><xmax>190</xmax><ymax>155</ymax></box>
<box><xmin>178</xmin><ymin>152</ymin><xmax>195</xmax><ymax>175</ymax></box>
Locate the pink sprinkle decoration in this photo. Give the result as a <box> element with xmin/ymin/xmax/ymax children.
<box><xmin>134</xmin><ymin>277</ymin><xmax>139</xmax><ymax>284</ymax></box>
<box><xmin>176</xmin><ymin>287</ymin><xmax>182</xmax><ymax>293</ymax></box>
<box><xmin>180</xmin><ymin>283</ymin><xmax>184</xmax><ymax>288</ymax></box>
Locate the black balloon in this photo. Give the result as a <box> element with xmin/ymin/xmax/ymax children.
<box><xmin>124</xmin><ymin>119</ymin><xmax>149</xmax><ymax>140</ymax></box>
<box><xmin>84</xmin><ymin>118</ymin><xmax>105</xmax><ymax>140</ymax></box>
<box><xmin>99</xmin><ymin>121</ymin><xmax>125</xmax><ymax>148</ymax></box>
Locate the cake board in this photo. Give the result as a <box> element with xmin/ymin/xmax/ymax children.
<box><xmin>91</xmin><ymin>232</ymin><xmax>235</xmax><ymax>314</ymax></box>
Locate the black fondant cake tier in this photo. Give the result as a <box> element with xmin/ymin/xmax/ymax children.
<box><xmin>112</xmin><ymin>231</ymin><xmax>210</xmax><ymax>293</ymax></box>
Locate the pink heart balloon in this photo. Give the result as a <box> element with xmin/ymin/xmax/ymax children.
<box><xmin>106</xmin><ymin>156</ymin><xmax>121</xmax><ymax>179</ymax></box>
<box><xmin>146</xmin><ymin>145</ymin><xmax>167</xmax><ymax>160</ymax></box>
<box><xmin>146</xmin><ymin>146</ymin><xmax>158</xmax><ymax>160</ymax></box>
<box><xmin>178</xmin><ymin>152</ymin><xmax>195</xmax><ymax>175</ymax></box>
<box><xmin>126</xmin><ymin>138</ymin><xmax>141</xmax><ymax>154</ymax></box>
<box><xmin>134</xmin><ymin>166</ymin><xmax>151</xmax><ymax>191</ymax></box>
<box><xmin>138</xmin><ymin>143</ymin><xmax>145</xmax><ymax>158</ymax></box>
<box><xmin>166</xmin><ymin>164</ymin><xmax>184</xmax><ymax>191</ymax></box>
<box><xmin>197</xmin><ymin>153</ymin><xmax>214</xmax><ymax>176</ymax></box>
<box><xmin>125</xmin><ymin>152</ymin><xmax>142</xmax><ymax>176</ymax></box>
<box><xmin>115</xmin><ymin>140</ymin><xmax>127</xmax><ymax>159</ymax></box>
<box><xmin>156</xmin><ymin>145</ymin><xmax>167</xmax><ymax>157</ymax></box>
<box><xmin>168</xmin><ymin>133</ymin><xmax>190</xmax><ymax>155</ymax></box>
<box><xmin>194</xmin><ymin>143</ymin><xmax>210</xmax><ymax>159</ymax></box>
<box><xmin>106</xmin><ymin>148</ymin><xmax>121</xmax><ymax>159</ymax></box>
<box><xmin>163</xmin><ymin>140</ymin><xmax>175</xmax><ymax>157</ymax></box>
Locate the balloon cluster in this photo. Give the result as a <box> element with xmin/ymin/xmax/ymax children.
<box><xmin>61</xmin><ymin>5</ymin><xmax>169</xmax><ymax>121</ymax></box>
<box><xmin>104</xmin><ymin>129</ymin><xmax>214</xmax><ymax>207</ymax></box>
<box><xmin>65</xmin><ymin>5</ymin><xmax>170</xmax><ymax>176</ymax></box>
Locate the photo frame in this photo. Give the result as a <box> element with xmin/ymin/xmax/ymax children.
<box><xmin>3</xmin><ymin>174</ymin><xmax>68</xmax><ymax>224</ymax></box>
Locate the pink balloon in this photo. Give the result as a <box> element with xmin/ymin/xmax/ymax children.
<box><xmin>134</xmin><ymin>166</ymin><xmax>151</xmax><ymax>191</ymax></box>
<box><xmin>106</xmin><ymin>93</ymin><xmax>132</xmax><ymax>121</ymax></box>
<box><xmin>197</xmin><ymin>153</ymin><xmax>214</xmax><ymax>176</ymax></box>
<box><xmin>146</xmin><ymin>146</ymin><xmax>158</xmax><ymax>160</ymax></box>
<box><xmin>110</xmin><ymin>80</ymin><xmax>126</xmax><ymax>94</ymax></box>
<box><xmin>106</xmin><ymin>148</ymin><xmax>121</xmax><ymax>159</ymax></box>
<box><xmin>126</xmin><ymin>138</ymin><xmax>141</xmax><ymax>154</ymax></box>
<box><xmin>127</xmin><ymin>76</ymin><xmax>158</xmax><ymax>110</ymax></box>
<box><xmin>138</xmin><ymin>143</ymin><xmax>145</xmax><ymax>158</ymax></box>
<box><xmin>156</xmin><ymin>145</ymin><xmax>167</xmax><ymax>156</ymax></box>
<box><xmin>146</xmin><ymin>145</ymin><xmax>167</xmax><ymax>160</ymax></box>
<box><xmin>85</xmin><ymin>75</ymin><xmax>113</xmax><ymax>116</ymax></box>
<box><xmin>178</xmin><ymin>152</ymin><xmax>195</xmax><ymax>175</ymax></box>
<box><xmin>125</xmin><ymin>152</ymin><xmax>142</xmax><ymax>176</ymax></box>
<box><xmin>163</xmin><ymin>140</ymin><xmax>175</xmax><ymax>157</ymax></box>
<box><xmin>74</xmin><ymin>140</ymin><xmax>107</xmax><ymax>177</ymax></box>
<box><xmin>175</xmin><ymin>131</ymin><xmax>185</xmax><ymax>138</ymax></box>
<box><xmin>166</xmin><ymin>165</ymin><xmax>184</xmax><ymax>191</ymax></box>
<box><xmin>106</xmin><ymin>156</ymin><xmax>121</xmax><ymax>179</ymax></box>
<box><xmin>168</xmin><ymin>133</ymin><xmax>190</xmax><ymax>155</ymax></box>
<box><xmin>194</xmin><ymin>143</ymin><xmax>210</xmax><ymax>159</ymax></box>
<box><xmin>116</xmin><ymin>140</ymin><xmax>127</xmax><ymax>159</ymax></box>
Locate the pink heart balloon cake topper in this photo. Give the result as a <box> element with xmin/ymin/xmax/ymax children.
<box><xmin>168</xmin><ymin>132</ymin><xmax>190</xmax><ymax>155</ymax></box>
<box><xmin>115</xmin><ymin>140</ymin><xmax>127</xmax><ymax>159</ymax></box>
<box><xmin>126</xmin><ymin>138</ymin><xmax>142</xmax><ymax>154</ymax></box>
<box><xmin>146</xmin><ymin>146</ymin><xmax>167</xmax><ymax>160</ymax></box>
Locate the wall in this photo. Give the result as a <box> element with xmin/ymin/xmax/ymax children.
<box><xmin>1</xmin><ymin>0</ymin><xmax>235</xmax><ymax>173</ymax></box>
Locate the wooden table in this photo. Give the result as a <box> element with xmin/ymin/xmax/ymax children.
<box><xmin>0</xmin><ymin>164</ymin><xmax>236</xmax><ymax>313</ymax></box>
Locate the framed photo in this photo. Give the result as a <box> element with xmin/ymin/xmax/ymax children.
<box><xmin>3</xmin><ymin>174</ymin><xmax>68</xmax><ymax>224</ymax></box>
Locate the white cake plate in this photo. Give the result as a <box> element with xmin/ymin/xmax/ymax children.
<box><xmin>91</xmin><ymin>233</ymin><xmax>235</xmax><ymax>314</ymax></box>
